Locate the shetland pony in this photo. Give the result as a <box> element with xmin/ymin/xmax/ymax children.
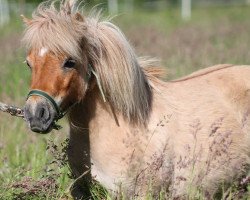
<box><xmin>23</xmin><ymin>0</ymin><xmax>250</xmax><ymax>199</ymax></box>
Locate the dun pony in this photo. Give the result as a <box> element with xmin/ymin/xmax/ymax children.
<box><xmin>22</xmin><ymin>0</ymin><xmax>250</xmax><ymax>199</ymax></box>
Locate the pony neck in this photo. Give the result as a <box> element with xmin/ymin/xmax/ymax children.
<box><xmin>68</xmin><ymin>86</ymin><xmax>121</xmax><ymax>130</ymax></box>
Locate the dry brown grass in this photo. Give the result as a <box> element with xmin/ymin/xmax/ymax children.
<box><xmin>123</xmin><ymin>15</ymin><xmax>250</xmax><ymax>79</ymax></box>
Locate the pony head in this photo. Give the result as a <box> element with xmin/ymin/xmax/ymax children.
<box><xmin>23</xmin><ymin>1</ymin><xmax>89</xmax><ymax>133</ymax></box>
<box><xmin>23</xmin><ymin>0</ymin><xmax>153</xmax><ymax>133</ymax></box>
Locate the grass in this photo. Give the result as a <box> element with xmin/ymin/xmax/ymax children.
<box><xmin>0</xmin><ymin>4</ymin><xmax>250</xmax><ymax>200</ymax></box>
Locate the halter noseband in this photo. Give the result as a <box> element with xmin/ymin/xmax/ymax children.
<box><xmin>27</xmin><ymin>89</ymin><xmax>65</xmax><ymax>120</ymax></box>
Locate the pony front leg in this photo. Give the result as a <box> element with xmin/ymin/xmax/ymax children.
<box><xmin>67</xmin><ymin>127</ymin><xmax>92</xmax><ymax>199</ymax></box>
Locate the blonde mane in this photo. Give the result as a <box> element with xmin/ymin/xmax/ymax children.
<box><xmin>22</xmin><ymin>0</ymin><xmax>164</xmax><ymax>124</ymax></box>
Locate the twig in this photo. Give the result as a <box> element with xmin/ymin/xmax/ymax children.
<box><xmin>0</xmin><ymin>102</ymin><xmax>24</xmax><ymax>118</ymax></box>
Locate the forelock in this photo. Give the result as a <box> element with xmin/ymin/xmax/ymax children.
<box><xmin>22</xmin><ymin>0</ymin><xmax>86</xmax><ymax>62</ymax></box>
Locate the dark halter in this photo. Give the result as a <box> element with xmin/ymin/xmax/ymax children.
<box><xmin>27</xmin><ymin>89</ymin><xmax>65</xmax><ymax>120</ymax></box>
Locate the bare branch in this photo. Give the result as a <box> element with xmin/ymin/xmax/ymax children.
<box><xmin>0</xmin><ymin>102</ymin><xmax>24</xmax><ymax>118</ymax></box>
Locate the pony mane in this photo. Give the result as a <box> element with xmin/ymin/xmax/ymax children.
<box><xmin>22</xmin><ymin>0</ymin><xmax>165</xmax><ymax>124</ymax></box>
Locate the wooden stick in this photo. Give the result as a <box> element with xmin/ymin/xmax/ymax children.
<box><xmin>0</xmin><ymin>102</ymin><xmax>24</xmax><ymax>118</ymax></box>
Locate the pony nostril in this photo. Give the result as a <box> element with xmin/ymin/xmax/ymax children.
<box><xmin>36</xmin><ymin>106</ymin><xmax>50</xmax><ymax>121</ymax></box>
<box><xmin>39</xmin><ymin>107</ymin><xmax>45</xmax><ymax>119</ymax></box>
<box><xmin>38</xmin><ymin>106</ymin><xmax>51</xmax><ymax>122</ymax></box>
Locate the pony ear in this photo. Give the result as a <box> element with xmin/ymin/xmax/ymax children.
<box><xmin>21</xmin><ymin>14</ymin><xmax>32</xmax><ymax>25</ymax></box>
<box><xmin>75</xmin><ymin>12</ymin><xmax>84</xmax><ymax>22</ymax></box>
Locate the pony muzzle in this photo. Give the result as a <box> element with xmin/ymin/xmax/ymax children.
<box><xmin>24</xmin><ymin>96</ymin><xmax>58</xmax><ymax>134</ymax></box>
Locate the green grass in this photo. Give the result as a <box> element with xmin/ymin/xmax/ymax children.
<box><xmin>0</xmin><ymin>115</ymin><xmax>70</xmax><ymax>199</ymax></box>
<box><xmin>0</xmin><ymin>5</ymin><xmax>250</xmax><ymax>199</ymax></box>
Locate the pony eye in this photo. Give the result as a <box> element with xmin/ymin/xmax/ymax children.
<box><xmin>63</xmin><ymin>58</ymin><xmax>76</xmax><ymax>69</ymax></box>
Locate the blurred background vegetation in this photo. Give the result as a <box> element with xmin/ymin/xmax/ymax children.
<box><xmin>0</xmin><ymin>0</ymin><xmax>250</xmax><ymax>199</ymax></box>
